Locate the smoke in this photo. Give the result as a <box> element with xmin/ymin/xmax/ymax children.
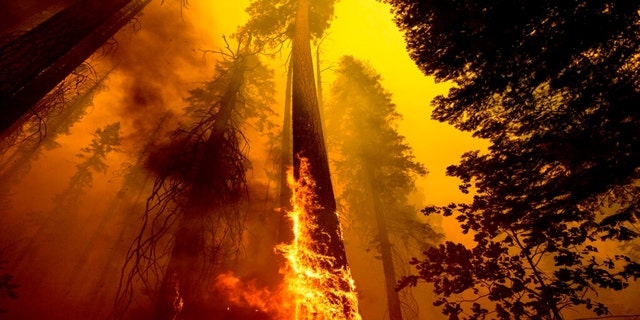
<box><xmin>0</xmin><ymin>1</ymin><xmax>237</xmax><ymax>319</ymax></box>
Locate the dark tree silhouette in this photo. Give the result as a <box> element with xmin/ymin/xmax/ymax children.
<box><xmin>385</xmin><ymin>0</ymin><xmax>640</xmax><ymax>318</ymax></box>
<box><xmin>243</xmin><ymin>0</ymin><xmax>338</xmax><ymax>245</ymax></box>
<box><xmin>0</xmin><ymin>0</ymin><xmax>152</xmax><ymax>135</ymax></box>
<box><xmin>243</xmin><ymin>0</ymin><xmax>336</xmax><ymax>50</ymax></box>
<box><xmin>325</xmin><ymin>56</ymin><xmax>441</xmax><ymax>320</ymax></box>
<box><xmin>115</xmin><ymin>35</ymin><xmax>277</xmax><ymax>320</ymax></box>
<box><xmin>12</xmin><ymin>122</ymin><xmax>122</xmax><ymax>267</ymax></box>
<box><xmin>289</xmin><ymin>0</ymin><xmax>359</xmax><ymax>317</ymax></box>
<box><xmin>0</xmin><ymin>66</ymin><xmax>110</xmax><ymax>182</ymax></box>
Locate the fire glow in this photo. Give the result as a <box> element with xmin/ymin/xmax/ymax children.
<box><xmin>277</xmin><ymin>157</ymin><xmax>361</xmax><ymax>319</ymax></box>
<box><xmin>215</xmin><ymin>157</ymin><xmax>361</xmax><ymax>319</ymax></box>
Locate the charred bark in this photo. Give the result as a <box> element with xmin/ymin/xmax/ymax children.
<box><xmin>291</xmin><ymin>0</ymin><xmax>355</xmax><ymax>316</ymax></box>
<box><xmin>0</xmin><ymin>0</ymin><xmax>151</xmax><ymax>134</ymax></box>
<box><xmin>292</xmin><ymin>0</ymin><xmax>345</xmax><ymax>269</ymax></box>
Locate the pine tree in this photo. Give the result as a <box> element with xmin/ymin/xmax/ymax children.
<box><xmin>325</xmin><ymin>56</ymin><xmax>440</xmax><ymax>320</ymax></box>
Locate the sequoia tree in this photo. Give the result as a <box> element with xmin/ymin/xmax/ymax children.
<box><xmin>386</xmin><ymin>0</ymin><xmax>640</xmax><ymax>318</ymax></box>
<box><xmin>243</xmin><ymin>0</ymin><xmax>359</xmax><ymax>316</ymax></box>
<box><xmin>243</xmin><ymin>0</ymin><xmax>337</xmax><ymax>241</ymax></box>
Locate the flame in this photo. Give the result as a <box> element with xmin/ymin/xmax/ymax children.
<box><xmin>212</xmin><ymin>157</ymin><xmax>361</xmax><ymax>319</ymax></box>
<box><xmin>214</xmin><ymin>272</ymin><xmax>288</xmax><ymax>315</ymax></box>
<box><xmin>277</xmin><ymin>156</ymin><xmax>361</xmax><ymax>320</ymax></box>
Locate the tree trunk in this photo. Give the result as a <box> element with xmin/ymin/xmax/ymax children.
<box><xmin>315</xmin><ymin>43</ymin><xmax>324</xmax><ymax>117</ymax></box>
<box><xmin>292</xmin><ymin>0</ymin><xmax>343</xmax><ymax>268</ymax></box>
<box><xmin>367</xmin><ymin>168</ymin><xmax>403</xmax><ymax>320</ymax></box>
<box><xmin>152</xmin><ymin>62</ymin><xmax>246</xmax><ymax>320</ymax></box>
<box><xmin>0</xmin><ymin>0</ymin><xmax>151</xmax><ymax>134</ymax></box>
<box><xmin>0</xmin><ymin>67</ymin><xmax>109</xmax><ymax>186</ymax></box>
<box><xmin>291</xmin><ymin>0</ymin><xmax>356</xmax><ymax>316</ymax></box>
<box><xmin>277</xmin><ymin>58</ymin><xmax>294</xmax><ymax>245</ymax></box>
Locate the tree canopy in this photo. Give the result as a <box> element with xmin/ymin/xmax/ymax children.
<box><xmin>386</xmin><ymin>0</ymin><xmax>640</xmax><ymax>318</ymax></box>
<box><xmin>243</xmin><ymin>0</ymin><xmax>337</xmax><ymax>49</ymax></box>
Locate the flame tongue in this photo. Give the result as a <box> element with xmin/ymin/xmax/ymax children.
<box><xmin>278</xmin><ymin>157</ymin><xmax>361</xmax><ymax>320</ymax></box>
<box><xmin>213</xmin><ymin>157</ymin><xmax>361</xmax><ymax>319</ymax></box>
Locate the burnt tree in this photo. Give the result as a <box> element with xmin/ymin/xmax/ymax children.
<box><xmin>291</xmin><ymin>0</ymin><xmax>358</xmax><ymax>316</ymax></box>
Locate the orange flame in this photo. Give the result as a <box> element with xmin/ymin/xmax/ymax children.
<box><xmin>277</xmin><ymin>157</ymin><xmax>361</xmax><ymax>320</ymax></box>
<box><xmin>212</xmin><ymin>157</ymin><xmax>361</xmax><ymax>319</ymax></box>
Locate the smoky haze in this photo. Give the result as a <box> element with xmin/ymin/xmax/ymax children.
<box><xmin>4</xmin><ymin>1</ymin><xmax>638</xmax><ymax>320</ymax></box>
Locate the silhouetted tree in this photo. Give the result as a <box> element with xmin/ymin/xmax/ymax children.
<box><xmin>243</xmin><ymin>0</ymin><xmax>338</xmax><ymax>245</ymax></box>
<box><xmin>325</xmin><ymin>56</ymin><xmax>441</xmax><ymax>320</ymax></box>
<box><xmin>243</xmin><ymin>0</ymin><xmax>335</xmax><ymax>51</ymax></box>
<box><xmin>0</xmin><ymin>0</ymin><xmax>152</xmax><ymax>135</ymax></box>
<box><xmin>5</xmin><ymin>122</ymin><xmax>121</xmax><ymax>318</ymax></box>
<box><xmin>386</xmin><ymin>0</ymin><xmax>640</xmax><ymax>318</ymax></box>
<box><xmin>115</xmin><ymin>35</ymin><xmax>276</xmax><ymax>320</ymax></box>
<box><xmin>0</xmin><ymin>66</ymin><xmax>110</xmax><ymax>185</ymax></box>
<box><xmin>290</xmin><ymin>0</ymin><xmax>360</xmax><ymax>317</ymax></box>
<box><xmin>67</xmin><ymin>112</ymin><xmax>172</xmax><ymax>295</ymax></box>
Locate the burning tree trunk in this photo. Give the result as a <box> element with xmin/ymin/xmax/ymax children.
<box><xmin>290</xmin><ymin>0</ymin><xmax>358</xmax><ymax>317</ymax></box>
<box><xmin>0</xmin><ymin>0</ymin><xmax>151</xmax><ymax>134</ymax></box>
<box><xmin>0</xmin><ymin>67</ymin><xmax>109</xmax><ymax>204</ymax></box>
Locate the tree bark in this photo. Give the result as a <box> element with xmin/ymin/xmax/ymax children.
<box><xmin>277</xmin><ymin>58</ymin><xmax>294</xmax><ymax>244</ymax></box>
<box><xmin>0</xmin><ymin>0</ymin><xmax>151</xmax><ymax>135</ymax></box>
<box><xmin>292</xmin><ymin>0</ymin><xmax>345</xmax><ymax>269</ymax></box>
<box><xmin>291</xmin><ymin>0</ymin><xmax>356</xmax><ymax>316</ymax></box>
<box><xmin>367</xmin><ymin>168</ymin><xmax>403</xmax><ymax>320</ymax></box>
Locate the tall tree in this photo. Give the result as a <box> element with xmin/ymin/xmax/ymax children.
<box><xmin>0</xmin><ymin>0</ymin><xmax>152</xmax><ymax>134</ymax></box>
<box><xmin>325</xmin><ymin>56</ymin><xmax>440</xmax><ymax>320</ymax></box>
<box><xmin>243</xmin><ymin>0</ymin><xmax>338</xmax><ymax>245</ymax></box>
<box><xmin>386</xmin><ymin>0</ymin><xmax>640</xmax><ymax>318</ymax></box>
<box><xmin>115</xmin><ymin>36</ymin><xmax>277</xmax><ymax>320</ymax></box>
<box><xmin>277</xmin><ymin>58</ymin><xmax>294</xmax><ymax>244</ymax></box>
<box><xmin>289</xmin><ymin>0</ymin><xmax>360</xmax><ymax>317</ymax></box>
<box><xmin>0</xmin><ymin>65</ymin><xmax>109</xmax><ymax>181</ymax></box>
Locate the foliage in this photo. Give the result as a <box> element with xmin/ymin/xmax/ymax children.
<box><xmin>326</xmin><ymin>55</ymin><xmax>442</xmax><ymax>319</ymax></box>
<box><xmin>242</xmin><ymin>0</ymin><xmax>337</xmax><ymax>50</ymax></box>
<box><xmin>115</xmin><ymin>35</ymin><xmax>277</xmax><ymax>316</ymax></box>
<box><xmin>325</xmin><ymin>55</ymin><xmax>433</xmax><ymax>242</ymax></box>
<box><xmin>70</xmin><ymin>122</ymin><xmax>122</xmax><ymax>190</ymax></box>
<box><xmin>385</xmin><ymin>0</ymin><xmax>640</xmax><ymax>318</ymax></box>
